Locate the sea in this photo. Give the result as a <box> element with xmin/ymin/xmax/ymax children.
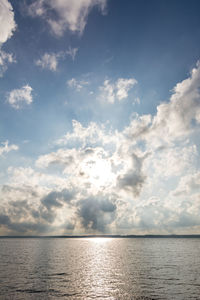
<box><xmin>0</xmin><ymin>238</ymin><xmax>200</xmax><ymax>299</ymax></box>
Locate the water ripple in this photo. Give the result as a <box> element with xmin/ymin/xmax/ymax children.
<box><xmin>0</xmin><ymin>238</ymin><xmax>200</xmax><ymax>299</ymax></box>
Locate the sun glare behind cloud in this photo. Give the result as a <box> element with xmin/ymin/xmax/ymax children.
<box><xmin>81</xmin><ymin>157</ymin><xmax>115</xmax><ymax>189</ymax></box>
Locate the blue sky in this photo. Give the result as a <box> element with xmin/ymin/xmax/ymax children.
<box><xmin>1</xmin><ymin>0</ymin><xmax>200</xmax><ymax>235</ymax></box>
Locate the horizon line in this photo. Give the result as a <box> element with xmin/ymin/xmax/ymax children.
<box><xmin>1</xmin><ymin>234</ymin><xmax>200</xmax><ymax>238</ymax></box>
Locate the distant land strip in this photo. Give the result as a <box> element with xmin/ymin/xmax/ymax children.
<box><xmin>1</xmin><ymin>235</ymin><xmax>200</xmax><ymax>238</ymax></box>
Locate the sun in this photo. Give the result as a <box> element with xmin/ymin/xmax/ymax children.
<box><xmin>82</xmin><ymin>157</ymin><xmax>115</xmax><ymax>188</ymax></box>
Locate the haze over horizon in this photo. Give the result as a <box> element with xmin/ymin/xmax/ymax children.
<box><xmin>1</xmin><ymin>0</ymin><xmax>200</xmax><ymax>236</ymax></box>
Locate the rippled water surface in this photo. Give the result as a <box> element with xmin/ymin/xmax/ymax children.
<box><xmin>1</xmin><ymin>238</ymin><xmax>200</xmax><ymax>299</ymax></box>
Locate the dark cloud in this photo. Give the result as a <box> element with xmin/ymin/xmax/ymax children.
<box><xmin>62</xmin><ymin>222</ymin><xmax>75</xmax><ymax>230</ymax></box>
<box><xmin>39</xmin><ymin>209</ymin><xmax>56</xmax><ymax>224</ymax></box>
<box><xmin>0</xmin><ymin>184</ymin><xmax>79</xmax><ymax>234</ymax></box>
<box><xmin>0</xmin><ymin>213</ymin><xmax>50</xmax><ymax>234</ymax></box>
<box><xmin>41</xmin><ymin>189</ymin><xmax>75</xmax><ymax>210</ymax></box>
<box><xmin>0</xmin><ymin>214</ymin><xmax>11</xmax><ymax>226</ymax></box>
<box><xmin>41</xmin><ymin>192</ymin><xmax>63</xmax><ymax>210</ymax></box>
<box><xmin>130</xmin><ymin>123</ymin><xmax>150</xmax><ymax>139</ymax></box>
<box><xmin>2</xmin><ymin>184</ymin><xmax>38</xmax><ymax>197</ymax></box>
<box><xmin>117</xmin><ymin>153</ymin><xmax>147</xmax><ymax>196</ymax></box>
<box><xmin>77</xmin><ymin>195</ymin><xmax>116</xmax><ymax>232</ymax></box>
<box><xmin>7</xmin><ymin>194</ymin><xmax>58</xmax><ymax>225</ymax></box>
<box><xmin>82</xmin><ymin>147</ymin><xmax>95</xmax><ymax>156</ymax></box>
<box><xmin>49</xmin><ymin>155</ymin><xmax>74</xmax><ymax>167</ymax></box>
<box><xmin>124</xmin><ymin>115</ymin><xmax>152</xmax><ymax>141</ymax></box>
<box><xmin>9</xmin><ymin>221</ymin><xmax>49</xmax><ymax>234</ymax></box>
<box><xmin>118</xmin><ymin>172</ymin><xmax>145</xmax><ymax>197</ymax></box>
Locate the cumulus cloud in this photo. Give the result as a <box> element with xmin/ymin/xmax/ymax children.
<box><xmin>67</xmin><ymin>78</ymin><xmax>89</xmax><ymax>91</ymax></box>
<box><xmin>36</xmin><ymin>48</ymin><xmax>78</xmax><ymax>71</ymax></box>
<box><xmin>115</xmin><ymin>193</ymin><xmax>200</xmax><ymax>234</ymax></box>
<box><xmin>7</xmin><ymin>85</ymin><xmax>33</xmax><ymax>109</ymax></box>
<box><xmin>173</xmin><ymin>172</ymin><xmax>200</xmax><ymax>197</ymax></box>
<box><xmin>148</xmin><ymin>144</ymin><xmax>197</xmax><ymax>178</ymax></box>
<box><xmin>27</xmin><ymin>0</ymin><xmax>107</xmax><ymax>36</ymax></box>
<box><xmin>36</xmin><ymin>148</ymin><xmax>76</xmax><ymax>169</ymax></box>
<box><xmin>100</xmin><ymin>78</ymin><xmax>137</xmax><ymax>103</ymax></box>
<box><xmin>151</xmin><ymin>61</ymin><xmax>200</xmax><ymax>142</ymax></box>
<box><xmin>0</xmin><ymin>0</ymin><xmax>16</xmax><ymax>44</ymax></box>
<box><xmin>77</xmin><ymin>195</ymin><xmax>116</xmax><ymax>232</ymax></box>
<box><xmin>123</xmin><ymin>114</ymin><xmax>152</xmax><ymax>141</ymax></box>
<box><xmin>117</xmin><ymin>153</ymin><xmax>147</xmax><ymax>197</ymax></box>
<box><xmin>0</xmin><ymin>179</ymin><xmax>73</xmax><ymax>234</ymax></box>
<box><xmin>0</xmin><ymin>0</ymin><xmax>17</xmax><ymax>76</ymax></box>
<box><xmin>123</xmin><ymin>62</ymin><xmax>200</xmax><ymax>148</ymax></box>
<box><xmin>0</xmin><ymin>49</ymin><xmax>16</xmax><ymax>77</ymax></box>
<box><xmin>0</xmin><ymin>212</ymin><xmax>51</xmax><ymax>234</ymax></box>
<box><xmin>41</xmin><ymin>189</ymin><xmax>75</xmax><ymax>210</ymax></box>
<box><xmin>2</xmin><ymin>61</ymin><xmax>200</xmax><ymax>235</ymax></box>
<box><xmin>0</xmin><ymin>140</ymin><xmax>18</xmax><ymax>156</ymax></box>
<box><xmin>6</xmin><ymin>166</ymin><xmax>67</xmax><ymax>189</ymax></box>
<box><xmin>55</xmin><ymin>120</ymin><xmax>114</xmax><ymax>147</ymax></box>
<box><xmin>0</xmin><ymin>185</ymin><xmax>49</xmax><ymax>234</ymax></box>
<box><xmin>35</xmin><ymin>52</ymin><xmax>61</xmax><ymax>71</ymax></box>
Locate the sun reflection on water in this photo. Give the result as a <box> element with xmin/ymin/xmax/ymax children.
<box><xmin>81</xmin><ymin>237</ymin><xmax>115</xmax><ymax>298</ymax></box>
<box><xmin>88</xmin><ymin>237</ymin><xmax>112</xmax><ymax>244</ymax></box>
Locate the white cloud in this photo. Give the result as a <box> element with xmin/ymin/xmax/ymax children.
<box><xmin>116</xmin><ymin>78</ymin><xmax>137</xmax><ymax>100</ymax></box>
<box><xmin>7</xmin><ymin>85</ymin><xmax>33</xmax><ymax>109</ymax></box>
<box><xmin>67</xmin><ymin>78</ymin><xmax>89</xmax><ymax>91</ymax></box>
<box><xmin>35</xmin><ymin>52</ymin><xmax>60</xmax><ymax>71</ymax></box>
<box><xmin>2</xmin><ymin>61</ymin><xmax>200</xmax><ymax>235</ymax></box>
<box><xmin>173</xmin><ymin>172</ymin><xmax>200</xmax><ymax>197</ymax></box>
<box><xmin>100</xmin><ymin>78</ymin><xmax>137</xmax><ymax>103</ymax></box>
<box><xmin>123</xmin><ymin>114</ymin><xmax>152</xmax><ymax>140</ymax></box>
<box><xmin>36</xmin><ymin>148</ymin><xmax>77</xmax><ymax>170</ymax></box>
<box><xmin>117</xmin><ymin>153</ymin><xmax>147</xmax><ymax>197</ymax></box>
<box><xmin>0</xmin><ymin>0</ymin><xmax>17</xmax><ymax>76</ymax></box>
<box><xmin>36</xmin><ymin>48</ymin><xmax>78</xmax><ymax>71</ymax></box>
<box><xmin>66</xmin><ymin>46</ymin><xmax>78</xmax><ymax>61</ymax></box>
<box><xmin>151</xmin><ymin>61</ymin><xmax>200</xmax><ymax>141</ymax></box>
<box><xmin>0</xmin><ymin>49</ymin><xmax>16</xmax><ymax>77</ymax></box>
<box><xmin>28</xmin><ymin>0</ymin><xmax>107</xmax><ymax>36</ymax></box>
<box><xmin>154</xmin><ymin>145</ymin><xmax>197</xmax><ymax>178</ymax></box>
<box><xmin>100</xmin><ymin>79</ymin><xmax>115</xmax><ymax>103</ymax></box>
<box><xmin>7</xmin><ymin>166</ymin><xmax>66</xmax><ymax>189</ymax></box>
<box><xmin>56</xmin><ymin>119</ymin><xmax>119</xmax><ymax>147</ymax></box>
<box><xmin>0</xmin><ymin>140</ymin><xmax>18</xmax><ymax>156</ymax></box>
<box><xmin>123</xmin><ymin>62</ymin><xmax>200</xmax><ymax>148</ymax></box>
<box><xmin>0</xmin><ymin>0</ymin><xmax>16</xmax><ymax>44</ymax></box>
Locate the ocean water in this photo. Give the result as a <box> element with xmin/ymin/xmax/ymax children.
<box><xmin>0</xmin><ymin>238</ymin><xmax>200</xmax><ymax>299</ymax></box>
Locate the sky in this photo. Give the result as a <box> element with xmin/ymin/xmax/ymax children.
<box><xmin>1</xmin><ymin>0</ymin><xmax>200</xmax><ymax>235</ymax></box>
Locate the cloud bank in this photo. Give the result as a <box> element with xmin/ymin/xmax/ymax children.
<box><xmin>1</xmin><ymin>62</ymin><xmax>200</xmax><ymax>235</ymax></box>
